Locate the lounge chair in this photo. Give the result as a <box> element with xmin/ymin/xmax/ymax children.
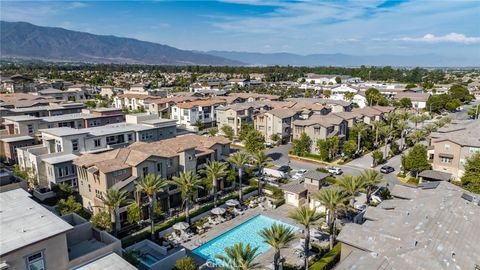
<box><xmin>234</xmin><ymin>208</ymin><xmax>245</xmax><ymax>216</ymax></box>
<box><xmin>208</xmin><ymin>216</ymin><xmax>220</xmax><ymax>225</ymax></box>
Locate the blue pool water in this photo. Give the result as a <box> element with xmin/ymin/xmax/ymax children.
<box><xmin>139</xmin><ymin>254</ymin><xmax>158</xmax><ymax>267</ymax></box>
<box><xmin>193</xmin><ymin>215</ymin><xmax>298</xmax><ymax>266</ymax></box>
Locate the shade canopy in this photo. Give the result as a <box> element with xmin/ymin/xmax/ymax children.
<box><xmin>226</xmin><ymin>199</ymin><xmax>240</xmax><ymax>206</ymax></box>
<box><xmin>211</xmin><ymin>207</ymin><xmax>226</xmax><ymax>215</ymax></box>
<box><xmin>173</xmin><ymin>222</ymin><xmax>189</xmax><ymax>230</ymax></box>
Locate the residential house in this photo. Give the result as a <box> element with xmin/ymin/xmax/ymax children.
<box><xmin>394</xmin><ymin>92</ymin><xmax>430</xmax><ymax>109</ymax></box>
<box><xmin>335</xmin><ymin>182</ymin><xmax>480</xmax><ymax>269</ymax></box>
<box><xmin>171</xmin><ymin>99</ymin><xmax>226</xmax><ymax>131</ymax></box>
<box><xmin>224</xmin><ymin>93</ymin><xmax>280</xmax><ymax>104</ymax></box>
<box><xmin>73</xmin><ymin>134</ymin><xmax>230</xmax><ymax>225</ymax></box>
<box><xmin>216</xmin><ymin>102</ymin><xmax>271</xmax><ymax>136</ymax></box>
<box><xmin>352</xmin><ymin>106</ymin><xmax>395</xmax><ymax>125</ymax></box>
<box><xmin>292</xmin><ymin>114</ymin><xmax>348</xmax><ymax>153</ymax></box>
<box><xmin>330</xmin><ymin>84</ymin><xmax>359</xmax><ymax>101</ymax></box>
<box><xmin>0</xmin><ymin>188</ymin><xmax>127</xmax><ymax>270</ymax></box>
<box><xmin>281</xmin><ymin>170</ymin><xmax>329</xmax><ymax>207</ymax></box>
<box><xmin>36</xmin><ymin>87</ymin><xmax>86</xmax><ymax>102</ymax></box>
<box><xmin>228</xmin><ymin>78</ymin><xmax>251</xmax><ymax>87</ymax></box>
<box><xmin>0</xmin><ymin>135</ymin><xmax>36</xmax><ymax>164</ymax></box>
<box><xmin>254</xmin><ymin>108</ymin><xmax>300</xmax><ymax>143</ymax></box>
<box><xmin>428</xmin><ymin>120</ymin><xmax>480</xmax><ymax>179</ymax></box>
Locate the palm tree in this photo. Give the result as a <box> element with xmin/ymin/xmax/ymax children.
<box><xmin>423</xmin><ymin>123</ymin><xmax>437</xmax><ymax>135</ymax></box>
<box><xmin>288</xmin><ymin>206</ymin><xmax>323</xmax><ymax>270</ymax></box>
<box><xmin>258</xmin><ymin>223</ymin><xmax>296</xmax><ymax>270</ymax></box>
<box><xmin>359</xmin><ymin>169</ymin><xmax>383</xmax><ymax>204</ymax></box>
<box><xmin>410</xmin><ymin>114</ymin><xmax>426</xmax><ymax>130</ymax></box>
<box><xmin>313</xmin><ymin>188</ymin><xmax>346</xmax><ymax>249</ymax></box>
<box><xmin>396</xmin><ymin>109</ymin><xmax>411</xmax><ymax>122</ymax></box>
<box><xmin>371</xmin><ymin>120</ymin><xmax>385</xmax><ymax>147</ymax></box>
<box><xmin>135</xmin><ymin>174</ymin><xmax>168</xmax><ymax>239</ymax></box>
<box><xmin>350</xmin><ymin>122</ymin><xmax>368</xmax><ymax>154</ymax></box>
<box><xmin>215</xmin><ymin>243</ymin><xmax>262</xmax><ymax>270</ymax></box>
<box><xmin>100</xmin><ymin>188</ymin><xmax>131</xmax><ymax>235</ymax></box>
<box><xmin>336</xmin><ymin>175</ymin><xmax>364</xmax><ymax>208</ymax></box>
<box><xmin>168</xmin><ymin>171</ymin><xmax>204</xmax><ymax>225</ymax></box>
<box><xmin>252</xmin><ymin>151</ymin><xmax>273</xmax><ymax>196</ymax></box>
<box><xmin>396</xmin><ymin>120</ymin><xmax>408</xmax><ymax>150</ymax></box>
<box><xmin>228</xmin><ymin>152</ymin><xmax>251</xmax><ymax>202</ymax></box>
<box><xmin>383</xmin><ymin>112</ymin><xmax>397</xmax><ymax>128</ymax></box>
<box><xmin>380</xmin><ymin>125</ymin><xmax>394</xmax><ymax>158</ymax></box>
<box><xmin>201</xmin><ymin>160</ymin><xmax>228</xmax><ymax>207</ymax></box>
<box><xmin>408</xmin><ymin>130</ymin><xmax>425</xmax><ymax>145</ymax></box>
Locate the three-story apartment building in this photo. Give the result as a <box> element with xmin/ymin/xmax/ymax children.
<box><xmin>216</xmin><ymin>102</ymin><xmax>271</xmax><ymax>136</ymax></box>
<box><xmin>171</xmin><ymin>99</ymin><xmax>226</xmax><ymax>131</ymax></box>
<box><xmin>254</xmin><ymin>108</ymin><xmax>300</xmax><ymax>143</ymax></box>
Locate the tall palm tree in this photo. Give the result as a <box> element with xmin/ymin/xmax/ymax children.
<box><xmin>201</xmin><ymin>160</ymin><xmax>228</xmax><ymax>207</ymax></box>
<box><xmin>135</xmin><ymin>173</ymin><xmax>168</xmax><ymax>239</ymax></box>
<box><xmin>228</xmin><ymin>152</ymin><xmax>251</xmax><ymax>202</ymax></box>
<box><xmin>396</xmin><ymin>109</ymin><xmax>411</xmax><ymax>122</ymax></box>
<box><xmin>410</xmin><ymin>114</ymin><xmax>427</xmax><ymax>130</ymax></box>
<box><xmin>215</xmin><ymin>243</ymin><xmax>262</xmax><ymax>270</ymax></box>
<box><xmin>396</xmin><ymin>120</ymin><xmax>408</xmax><ymax>150</ymax></box>
<box><xmin>350</xmin><ymin>122</ymin><xmax>368</xmax><ymax>154</ymax></box>
<box><xmin>288</xmin><ymin>206</ymin><xmax>323</xmax><ymax>270</ymax></box>
<box><xmin>359</xmin><ymin>169</ymin><xmax>383</xmax><ymax>204</ymax></box>
<box><xmin>336</xmin><ymin>175</ymin><xmax>364</xmax><ymax>208</ymax></box>
<box><xmin>423</xmin><ymin>123</ymin><xmax>437</xmax><ymax>135</ymax></box>
<box><xmin>383</xmin><ymin>112</ymin><xmax>397</xmax><ymax>128</ymax></box>
<box><xmin>258</xmin><ymin>223</ymin><xmax>296</xmax><ymax>270</ymax></box>
<box><xmin>252</xmin><ymin>151</ymin><xmax>273</xmax><ymax>196</ymax></box>
<box><xmin>313</xmin><ymin>188</ymin><xmax>346</xmax><ymax>249</ymax></box>
<box><xmin>371</xmin><ymin>120</ymin><xmax>385</xmax><ymax>147</ymax></box>
<box><xmin>100</xmin><ymin>188</ymin><xmax>131</xmax><ymax>235</ymax></box>
<box><xmin>408</xmin><ymin>129</ymin><xmax>425</xmax><ymax>145</ymax></box>
<box><xmin>168</xmin><ymin>171</ymin><xmax>204</xmax><ymax>225</ymax></box>
<box><xmin>380</xmin><ymin>125</ymin><xmax>394</xmax><ymax>158</ymax></box>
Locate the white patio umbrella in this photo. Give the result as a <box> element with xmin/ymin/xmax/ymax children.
<box><xmin>226</xmin><ymin>199</ymin><xmax>240</xmax><ymax>207</ymax></box>
<box><xmin>211</xmin><ymin>207</ymin><xmax>226</xmax><ymax>215</ymax></box>
<box><xmin>173</xmin><ymin>221</ymin><xmax>189</xmax><ymax>230</ymax></box>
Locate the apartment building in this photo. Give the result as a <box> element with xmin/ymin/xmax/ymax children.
<box><xmin>0</xmin><ymin>188</ymin><xmax>127</xmax><ymax>270</ymax></box>
<box><xmin>429</xmin><ymin>120</ymin><xmax>480</xmax><ymax>179</ymax></box>
<box><xmin>36</xmin><ymin>87</ymin><xmax>87</xmax><ymax>102</ymax></box>
<box><xmin>352</xmin><ymin>106</ymin><xmax>395</xmax><ymax>125</ymax></box>
<box><xmin>171</xmin><ymin>99</ymin><xmax>226</xmax><ymax>131</ymax></box>
<box><xmin>16</xmin><ymin>114</ymin><xmax>177</xmax><ymax>188</ymax></box>
<box><xmin>216</xmin><ymin>102</ymin><xmax>271</xmax><ymax>136</ymax></box>
<box><xmin>7</xmin><ymin>103</ymin><xmax>86</xmax><ymax>117</ymax></box>
<box><xmin>2</xmin><ymin>108</ymin><xmax>124</xmax><ymax>137</ymax></box>
<box><xmin>143</xmin><ymin>96</ymin><xmax>205</xmax><ymax>117</ymax></box>
<box><xmin>254</xmin><ymin>108</ymin><xmax>300</xmax><ymax>143</ymax></box>
<box><xmin>223</xmin><ymin>93</ymin><xmax>280</xmax><ymax>104</ymax></box>
<box><xmin>292</xmin><ymin>114</ymin><xmax>348</xmax><ymax>153</ymax></box>
<box><xmin>0</xmin><ymin>135</ymin><xmax>36</xmax><ymax>164</ymax></box>
<box><xmin>73</xmin><ymin>134</ymin><xmax>231</xmax><ymax>224</ymax></box>
<box><xmin>287</xmin><ymin>98</ymin><xmax>352</xmax><ymax>113</ymax></box>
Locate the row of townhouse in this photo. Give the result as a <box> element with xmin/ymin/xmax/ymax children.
<box><xmin>35</xmin><ymin>87</ymin><xmax>87</xmax><ymax>102</ymax></box>
<box><xmin>14</xmin><ymin>114</ymin><xmax>177</xmax><ymax>188</ymax></box>
<box><xmin>73</xmin><ymin>134</ymin><xmax>231</xmax><ymax>226</ymax></box>
<box><xmin>428</xmin><ymin>120</ymin><xmax>480</xmax><ymax>180</ymax></box>
<box><xmin>171</xmin><ymin>99</ymin><xmax>227</xmax><ymax>130</ymax></box>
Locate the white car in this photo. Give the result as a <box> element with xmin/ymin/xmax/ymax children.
<box><xmin>292</xmin><ymin>169</ymin><xmax>307</xmax><ymax>180</ymax></box>
<box><xmin>326</xmin><ymin>166</ymin><xmax>343</xmax><ymax>175</ymax></box>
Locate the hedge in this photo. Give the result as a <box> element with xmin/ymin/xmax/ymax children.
<box><xmin>309</xmin><ymin>243</ymin><xmax>341</xmax><ymax>270</ymax></box>
<box><xmin>121</xmin><ymin>186</ymin><xmax>256</xmax><ymax>247</ymax></box>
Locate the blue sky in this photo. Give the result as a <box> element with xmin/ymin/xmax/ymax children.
<box><xmin>1</xmin><ymin>0</ymin><xmax>479</xmax><ymax>58</ymax></box>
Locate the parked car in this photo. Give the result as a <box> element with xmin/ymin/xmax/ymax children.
<box><xmin>326</xmin><ymin>166</ymin><xmax>343</xmax><ymax>175</ymax></box>
<box><xmin>262</xmin><ymin>168</ymin><xmax>289</xmax><ymax>179</ymax></box>
<box><xmin>277</xmin><ymin>165</ymin><xmax>292</xmax><ymax>173</ymax></box>
<box><xmin>380</xmin><ymin>165</ymin><xmax>395</xmax><ymax>174</ymax></box>
<box><xmin>292</xmin><ymin>169</ymin><xmax>307</xmax><ymax>180</ymax></box>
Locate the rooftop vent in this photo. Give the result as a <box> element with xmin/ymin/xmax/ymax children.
<box><xmin>413</xmin><ymin>240</ymin><xmax>418</xmax><ymax>247</ymax></box>
<box><xmin>461</xmin><ymin>193</ymin><xmax>473</xmax><ymax>202</ymax></box>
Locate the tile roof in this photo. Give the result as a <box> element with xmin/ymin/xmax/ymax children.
<box><xmin>175</xmin><ymin>99</ymin><xmax>226</xmax><ymax>109</ymax></box>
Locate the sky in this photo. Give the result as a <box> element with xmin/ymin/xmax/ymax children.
<box><xmin>1</xmin><ymin>0</ymin><xmax>479</xmax><ymax>58</ymax></box>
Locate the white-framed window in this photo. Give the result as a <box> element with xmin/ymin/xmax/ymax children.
<box><xmin>440</xmin><ymin>156</ymin><xmax>453</xmax><ymax>163</ymax></box>
<box><xmin>27</xmin><ymin>124</ymin><xmax>34</xmax><ymax>134</ymax></box>
<box><xmin>72</xmin><ymin>139</ymin><xmax>79</xmax><ymax>151</ymax></box>
<box><xmin>26</xmin><ymin>251</ymin><xmax>45</xmax><ymax>270</ymax></box>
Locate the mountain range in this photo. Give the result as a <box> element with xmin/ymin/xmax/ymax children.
<box><xmin>1</xmin><ymin>21</ymin><xmax>476</xmax><ymax>67</ymax></box>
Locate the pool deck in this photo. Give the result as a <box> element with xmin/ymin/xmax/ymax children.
<box><xmin>182</xmin><ymin>204</ymin><xmax>317</xmax><ymax>269</ymax></box>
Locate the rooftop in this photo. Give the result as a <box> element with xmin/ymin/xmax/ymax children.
<box><xmin>72</xmin><ymin>253</ymin><xmax>136</xmax><ymax>270</ymax></box>
<box><xmin>0</xmin><ymin>189</ymin><xmax>73</xmax><ymax>255</ymax></box>
<box><xmin>0</xmin><ymin>135</ymin><xmax>34</xmax><ymax>143</ymax></box>
<box><xmin>42</xmin><ymin>153</ymin><xmax>79</xmax><ymax>165</ymax></box>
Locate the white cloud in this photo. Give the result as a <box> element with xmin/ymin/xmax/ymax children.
<box><xmin>398</xmin><ymin>33</ymin><xmax>480</xmax><ymax>44</ymax></box>
<box><xmin>69</xmin><ymin>2</ymin><xmax>89</xmax><ymax>9</ymax></box>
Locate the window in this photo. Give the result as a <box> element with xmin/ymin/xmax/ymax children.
<box><xmin>444</xmin><ymin>144</ymin><xmax>450</xmax><ymax>151</ymax></box>
<box><xmin>72</xmin><ymin>139</ymin><xmax>79</xmax><ymax>151</ymax></box>
<box><xmin>167</xmin><ymin>159</ymin><xmax>172</xmax><ymax>168</ymax></box>
<box><xmin>127</xmin><ymin>134</ymin><xmax>133</xmax><ymax>141</ymax></box>
<box><xmin>94</xmin><ymin>139</ymin><xmax>101</xmax><ymax>147</ymax></box>
<box><xmin>88</xmin><ymin>184</ymin><xmax>91</xmax><ymax>192</ymax></box>
<box><xmin>142</xmin><ymin>167</ymin><xmax>149</xmax><ymax>178</ymax></box>
<box><xmin>314</xmin><ymin>127</ymin><xmax>321</xmax><ymax>135</ymax></box>
<box><xmin>26</xmin><ymin>251</ymin><xmax>45</xmax><ymax>270</ymax></box>
<box><xmin>157</xmin><ymin>162</ymin><xmax>162</xmax><ymax>173</ymax></box>
<box><xmin>440</xmin><ymin>156</ymin><xmax>453</xmax><ymax>163</ymax></box>
<box><xmin>95</xmin><ymin>189</ymin><xmax>102</xmax><ymax>199</ymax></box>
<box><xmin>113</xmin><ymin>169</ymin><xmax>126</xmax><ymax>177</ymax></box>
<box><xmin>27</xmin><ymin>124</ymin><xmax>34</xmax><ymax>134</ymax></box>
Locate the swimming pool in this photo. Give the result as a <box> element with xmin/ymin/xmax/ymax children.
<box><xmin>193</xmin><ymin>215</ymin><xmax>298</xmax><ymax>266</ymax></box>
<box><xmin>138</xmin><ymin>254</ymin><xmax>158</xmax><ymax>267</ymax></box>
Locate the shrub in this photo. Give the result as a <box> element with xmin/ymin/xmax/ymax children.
<box><xmin>174</xmin><ymin>256</ymin><xmax>198</xmax><ymax>270</ymax></box>
<box><xmin>309</xmin><ymin>243</ymin><xmax>342</xmax><ymax>270</ymax></box>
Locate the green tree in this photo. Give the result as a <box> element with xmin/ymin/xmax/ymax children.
<box><xmin>58</xmin><ymin>195</ymin><xmax>83</xmax><ymax>216</ymax></box>
<box><xmin>100</xmin><ymin>188</ymin><xmax>131</xmax><ymax>235</ymax></box>
<box><xmin>365</xmin><ymin>88</ymin><xmax>381</xmax><ymax>106</ymax></box>
<box><xmin>372</xmin><ymin>150</ymin><xmax>383</xmax><ymax>166</ymax></box>
<box><xmin>127</xmin><ymin>203</ymin><xmax>141</xmax><ymax>224</ymax></box>
<box><xmin>344</xmin><ymin>91</ymin><xmax>355</xmax><ymax>101</ymax></box>
<box><xmin>371</xmin><ymin>120</ymin><xmax>385</xmax><ymax>147</ymax></box>
<box><xmin>380</xmin><ymin>125</ymin><xmax>394</xmax><ymax>158</ymax></box>
<box><xmin>288</xmin><ymin>206</ymin><xmax>323</xmax><ymax>270</ymax></box>
<box><xmin>135</xmin><ymin>174</ymin><xmax>168</xmax><ymax>239</ymax></box>
<box><xmin>84</xmin><ymin>100</ymin><xmax>97</xmax><ymax>108</ymax></box>
<box><xmin>215</xmin><ymin>243</ymin><xmax>262</xmax><ymax>270</ymax></box>
<box><xmin>408</xmin><ymin>130</ymin><xmax>425</xmax><ymax>145</ymax></box>
<box><xmin>449</xmin><ymin>84</ymin><xmax>473</xmax><ymax>103</ymax></box>
<box><xmin>343</xmin><ymin>140</ymin><xmax>357</xmax><ymax>158</ymax></box>
<box><xmin>208</xmin><ymin>127</ymin><xmax>218</xmax><ymax>137</ymax></box>
<box><xmin>446</xmin><ymin>98</ymin><xmax>462</xmax><ymax>112</ymax></box>
<box><xmin>399</xmin><ymin>98</ymin><xmax>413</xmax><ymax>108</ymax></box>
<box><xmin>258</xmin><ymin>224</ymin><xmax>296</xmax><ymax>270</ymax></box>
<box><xmin>221</xmin><ymin>125</ymin><xmax>235</xmax><ymax>140</ymax></box>
<box><xmin>335</xmin><ymin>76</ymin><xmax>342</xmax><ymax>84</ymax></box>
<box><xmin>169</xmin><ymin>172</ymin><xmax>204</xmax><ymax>225</ymax></box>
<box><xmin>359</xmin><ymin>169</ymin><xmax>383</xmax><ymax>204</ymax></box>
<box><xmin>461</xmin><ymin>152</ymin><xmax>480</xmax><ymax>194</ymax></box>
<box><xmin>174</xmin><ymin>257</ymin><xmax>198</xmax><ymax>270</ymax></box>
<box><xmin>350</xmin><ymin>122</ymin><xmax>368</xmax><ymax>153</ymax></box>
<box><xmin>336</xmin><ymin>175</ymin><xmax>365</xmax><ymax>207</ymax></box>
<box><xmin>201</xmin><ymin>160</ymin><xmax>228</xmax><ymax>207</ymax></box>
<box><xmin>270</xmin><ymin>133</ymin><xmax>281</xmax><ymax>145</ymax></box>
<box><xmin>396</xmin><ymin>120</ymin><xmax>408</xmax><ymax>150</ymax></box>
<box><xmin>238</xmin><ymin>123</ymin><xmax>255</xmax><ymax>141</ymax></box>
<box><xmin>292</xmin><ymin>132</ymin><xmax>312</xmax><ymax>154</ymax></box>
<box><xmin>243</xmin><ymin>129</ymin><xmax>265</xmax><ymax>153</ymax></box>
<box><xmin>323</xmin><ymin>90</ymin><xmax>332</xmax><ymax>98</ymax></box>
<box><xmin>91</xmin><ymin>211</ymin><xmax>112</xmax><ymax>231</ymax></box>
<box><xmin>467</xmin><ymin>104</ymin><xmax>479</xmax><ymax>119</ymax></box>
<box><xmin>313</xmin><ymin>188</ymin><xmax>346</xmax><ymax>249</ymax></box>
<box><xmin>315</xmin><ymin>139</ymin><xmax>329</xmax><ymax>161</ymax></box>
<box><xmin>228</xmin><ymin>152</ymin><xmax>251</xmax><ymax>202</ymax></box>
<box><xmin>405</xmin><ymin>83</ymin><xmax>417</xmax><ymax>89</ymax></box>
<box><xmin>404</xmin><ymin>144</ymin><xmax>431</xmax><ymax>177</ymax></box>
<box><xmin>252</xmin><ymin>151</ymin><xmax>272</xmax><ymax>195</ymax></box>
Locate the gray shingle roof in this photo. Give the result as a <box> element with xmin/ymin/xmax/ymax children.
<box><xmin>303</xmin><ymin>170</ymin><xmax>329</xmax><ymax>181</ymax></box>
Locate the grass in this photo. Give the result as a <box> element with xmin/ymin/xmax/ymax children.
<box><xmin>309</xmin><ymin>243</ymin><xmax>342</xmax><ymax>270</ymax></box>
